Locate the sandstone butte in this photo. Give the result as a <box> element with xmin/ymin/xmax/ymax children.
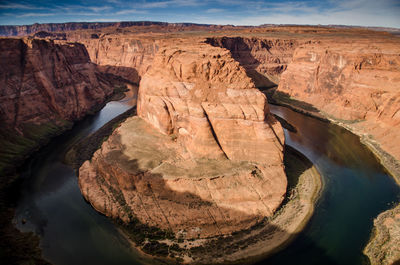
<box><xmin>1</xmin><ymin>23</ymin><xmax>400</xmax><ymax>264</ymax></box>
<box><xmin>79</xmin><ymin>40</ymin><xmax>287</xmax><ymax>241</ymax></box>
<box><xmin>0</xmin><ymin>37</ymin><xmax>116</xmax><ymax>175</ymax></box>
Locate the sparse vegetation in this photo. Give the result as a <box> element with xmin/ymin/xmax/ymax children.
<box><xmin>116</xmin><ymin>216</ymin><xmax>176</xmax><ymax>255</ymax></box>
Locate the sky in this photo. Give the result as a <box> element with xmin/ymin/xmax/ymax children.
<box><xmin>0</xmin><ymin>0</ymin><xmax>399</xmax><ymax>28</ymax></box>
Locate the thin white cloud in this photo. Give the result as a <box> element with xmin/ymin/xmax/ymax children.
<box><xmin>87</xmin><ymin>6</ymin><xmax>112</xmax><ymax>12</ymax></box>
<box><xmin>258</xmin><ymin>1</ymin><xmax>320</xmax><ymax>13</ymax></box>
<box><xmin>0</xmin><ymin>3</ymin><xmax>46</xmax><ymax>10</ymax></box>
<box><xmin>139</xmin><ymin>0</ymin><xmax>204</xmax><ymax>8</ymax></box>
<box><xmin>83</xmin><ymin>18</ymin><xmax>123</xmax><ymax>22</ymax></box>
<box><xmin>17</xmin><ymin>13</ymin><xmax>55</xmax><ymax>18</ymax></box>
<box><xmin>206</xmin><ymin>8</ymin><xmax>225</xmax><ymax>13</ymax></box>
<box><xmin>53</xmin><ymin>5</ymin><xmax>111</xmax><ymax>13</ymax></box>
<box><xmin>115</xmin><ymin>9</ymin><xmax>148</xmax><ymax>15</ymax></box>
<box><xmin>140</xmin><ymin>1</ymin><xmax>170</xmax><ymax>8</ymax></box>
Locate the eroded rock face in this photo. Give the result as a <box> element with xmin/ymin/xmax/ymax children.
<box><xmin>79</xmin><ymin>40</ymin><xmax>287</xmax><ymax>239</ymax></box>
<box><xmin>364</xmin><ymin>204</ymin><xmax>400</xmax><ymax>265</ymax></box>
<box><xmin>206</xmin><ymin>37</ymin><xmax>301</xmax><ymax>86</ymax></box>
<box><xmin>0</xmin><ymin>38</ymin><xmax>114</xmax><ymax>174</ymax></box>
<box><xmin>138</xmin><ymin>41</ymin><xmax>285</xmax><ymax>163</ymax></box>
<box><xmin>0</xmin><ymin>38</ymin><xmax>114</xmax><ymax>129</ymax></box>
<box><xmin>276</xmin><ymin>40</ymin><xmax>400</xmax><ymax>164</ymax></box>
<box><xmin>74</xmin><ymin>36</ymin><xmax>158</xmax><ymax>84</ymax></box>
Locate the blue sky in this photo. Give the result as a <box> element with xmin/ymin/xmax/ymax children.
<box><xmin>0</xmin><ymin>0</ymin><xmax>399</xmax><ymax>27</ymax></box>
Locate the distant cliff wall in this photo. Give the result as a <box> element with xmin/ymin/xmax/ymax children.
<box><xmin>276</xmin><ymin>40</ymin><xmax>400</xmax><ymax>168</ymax></box>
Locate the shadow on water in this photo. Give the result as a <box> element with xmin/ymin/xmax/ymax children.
<box><xmin>266</xmin><ymin>89</ymin><xmax>321</xmax><ymax>113</ymax></box>
<box><xmin>98</xmin><ymin>65</ymin><xmax>141</xmax><ymax>86</ymax></box>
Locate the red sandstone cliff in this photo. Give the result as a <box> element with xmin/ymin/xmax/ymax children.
<box><xmin>276</xmin><ymin>39</ymin><xmax>400</xmax><ymax>169</ymax></box>
<box><xmin>206</xmin><ymin>37</ymin><xmax>301</xmax><ymax>87</ymax></box>
<box><xmin>72</xmin><ymin>36</ymin><xmax>158</xmax><ymax>84</ymax></box>
<box><xmin>0</xmin><ymin>38</ymin><xmax>115</xmax><ymax>174</ymax></box>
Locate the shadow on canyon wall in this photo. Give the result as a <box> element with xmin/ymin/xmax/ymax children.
<box><xmin>97</xmin><ymin>65</ymin><xmax>141</xmax><ymax>86</ymax></box>
<box><xmin>205</xmin><ymin>37</ymin><xmax>277</xmax><ymax>89</ymax></box>
<box><xmin>266</xmin><ymin>89</ymin><xmax>321</xmax><ymax>113</ymax></box>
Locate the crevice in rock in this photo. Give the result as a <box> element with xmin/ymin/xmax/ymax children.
<box><xmin>201</xmin><ymin>105</ymin><xmax>229</xmax><ymax>160</ymax></box>
<box><xmin>266</xmin><ymin>115</ymin><xmax>284</xmax><ymax>148</ymax></box>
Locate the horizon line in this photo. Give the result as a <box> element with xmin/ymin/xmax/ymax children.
<box><xmin>1</xmin><ymin>20</ymin><xmax>399</xmax><ymax>30</ymax></box>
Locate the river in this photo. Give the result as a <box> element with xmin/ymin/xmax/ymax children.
<box><xmin>262</xmin><ymin>105</ymin><xmax>400</xmax><ymax>265</ymax></box>
<box><xmin>13</xmin><ymin>92</ymin><xmax>400</xmax><ymax>265</ymax></box>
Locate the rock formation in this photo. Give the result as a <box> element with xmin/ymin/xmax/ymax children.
<box><xmin>364</xmin><ymin>204</ymin><xmax>400</xmax><ymax>265</ymax></box>
<box><xmin>79</xmin><ymin>40</ymin><xmax>287</xmax><ymax>241</ymax></box>
<box><xmin>275</xmin><ymin>39</ymin><xmax>400</xmax><ymax>169</ymax></box>
<box><xmin>73</xmin><ymin>36</ymin><xmax>158</xmax><ymax>84</ymax></box>
<box><xmin>0</xmin><ymin>38</ymin><xmax>115</xmax><ymax>174</ymax></box>
<box><xmin>206</xmin><ymin>37</ymin><xmax>301</xmax><ymax>87</ymax></box>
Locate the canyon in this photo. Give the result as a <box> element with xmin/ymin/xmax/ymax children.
<box><xmin>0</xmin><ymin>22</ymin><xmax>399</xmax><ymax>264</ymax></box>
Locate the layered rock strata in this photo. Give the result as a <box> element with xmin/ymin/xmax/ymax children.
<box><xmin>206</xmin><ymin>37</ymin><xmax>301</xmax><ymax>87</ymax></box>
<box><xmin>79</xmin><ymin>40</ymin><xmax>287</xmax><ymax>241</ymax></box>
<box><xmin>74</xmin><ymin>36</ymin><xmax>158</xmax><ymax>84</ymax></box>
<box><xmin>276</xmin><ymin>39</ymin><xmax>400</xmax><ymax>171</ymax></box>
<box><xmin>0</xmin><ymin>38</ymin><xmax>114</xmax><ymax>174</ymax></box>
